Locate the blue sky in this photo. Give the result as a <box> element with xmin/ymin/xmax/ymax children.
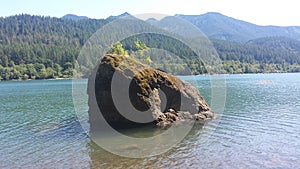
<box><xmin>1</xmin><ymin>0</ymin><xmax>299</xmax><ymax>26</ymax></box>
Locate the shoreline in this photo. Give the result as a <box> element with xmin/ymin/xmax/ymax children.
<box><xmin>1</xmin><ymin>72</ymin><xmax>300</xmax><ymax>82</ymax></box>
<box><xmin>1</xmin><ymin>77</ymin><xmax>74</xmax><ymax>82</ymax></box>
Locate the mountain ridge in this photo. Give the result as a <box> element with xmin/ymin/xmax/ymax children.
<box><xmin>60</xmin><ymin>12</ymin><xmax>300</xmax><ymax>42</ymax></box>
<box><xmin>176</xmin><ymin>12</ymin><xmax>300</xmax><ymax>42</ymax></box>
<box><xmin>62</xmin><ymin>14</ymin><xmax>89</xmax><ymax>20</ymax></box>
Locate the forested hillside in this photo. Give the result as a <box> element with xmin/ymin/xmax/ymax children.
<box><xmin>119</xmin><ymin>34</ymin><xmax>300</xmax><ymax>74</ymax></box>
<box><xmin>212</xmin><ymin>37</ymin><xmax>300</xmax><ymax>73</ymax></box>
<box><xmin>0</xmin><ymin>14</ymin><xmax>300</xmax><ymax>80</ymax></box>
<box><xmin>0</xmin><ymin>14</ymin><xmax>107</xmax><ymax>80</ymax></box>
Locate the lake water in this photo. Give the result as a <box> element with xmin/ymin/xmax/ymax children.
<box><xmin>0</xmin><ymin>73</ymin><xmax>299</xmax><ymax>168</ymax></box>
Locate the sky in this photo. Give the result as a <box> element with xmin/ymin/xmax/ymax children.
<box><xmin>0</xmin><ymin>0</ymin><xmax>299</xmax><ymax>26</ymax></box>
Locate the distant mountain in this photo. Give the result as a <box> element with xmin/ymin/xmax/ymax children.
<box><xmin>146</xmin><ymin>18</ymin><xmax>159</xmax><ymax>24</ymax></box>
<box><xmin>177</xmin><ymin>12</ymin><xmax>300</xmax><ymax>42</ymax></box>
<box><xmin>106</xmin><ymin>12</ymin><xmax>131</xmax><ymax>20</ymax></box>
<box><xmin>62</xmin><ymin>14</ymin><xmax>89</xmax><ymax>20</ymax></box>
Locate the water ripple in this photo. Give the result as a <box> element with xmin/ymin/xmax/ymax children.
<box><xmin>1</xmin><ymin>74</ymin><xmax>300</xmax><ymax>168</ymax></box>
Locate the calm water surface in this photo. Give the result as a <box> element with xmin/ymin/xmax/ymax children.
<box><xmin>0</xmin><ymin>73</ymin><xmax>299</xmax><ymax>168</ymax></box>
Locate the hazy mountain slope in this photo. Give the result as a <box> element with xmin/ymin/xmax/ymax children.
<box><xmin>177</xmin><ymin>12</ymin><xmax>300</xmax><ymax>42</ymax></box>
<box><xmin>211</xmin><ymin>36</ymin><xmax>300</xmax><ymax>64</ymax></box>
<box><xmin>62</xmin><ymin>14</ymin><xmax>89</xmax><ymax>20</ymax></box>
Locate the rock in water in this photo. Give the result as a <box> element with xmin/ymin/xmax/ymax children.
<box><xmin>88</xmin><ymin>54</ymin><xmax>214</xmax><ymax>130</ymax></box>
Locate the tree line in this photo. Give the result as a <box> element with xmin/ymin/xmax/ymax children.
<box><xmin>1</xmin><ymin>14</ymin><xmax>300</xmax><ymax>80</ymax></box>
<box><xmin>0</xmin><ymin>14</ymin><xmax>107</xmax><ymax>80</ymax></box>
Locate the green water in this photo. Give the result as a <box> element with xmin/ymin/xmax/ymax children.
<box><xmin>1</xmin><ymin>73</ymin><xmax>299</xmax><ymax>168</ymax></box>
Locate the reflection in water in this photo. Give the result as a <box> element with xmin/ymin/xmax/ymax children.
<box><xmin>34</xmin><ymin>117</ymin><xmax>87</xmax><ymax>140</ymax></box>
<box><xmin>88</xmin><ymin>124</ymin><xmax>205</xmax><ymax>168</ymax></box>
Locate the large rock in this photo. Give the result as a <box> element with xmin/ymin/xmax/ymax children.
<box><xmin>88</xmin><ymin>54</ymin><xmax>214</xmax><ymax>130</ymax></box>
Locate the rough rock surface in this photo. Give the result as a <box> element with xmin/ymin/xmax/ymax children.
<box><xmin>88</xmin><ymin>54</ymin><xmax>214</xmax><ymax>130</ymax></box>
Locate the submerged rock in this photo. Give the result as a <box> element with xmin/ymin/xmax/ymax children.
<box><xmin>88</xmin><ymin>54</ymin><xmax>214</xmax><ymax>130</ymax></box>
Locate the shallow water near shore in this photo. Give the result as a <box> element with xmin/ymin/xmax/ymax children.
<box><xmin>0</xmin><ymin>73</ymin><xmax>299</xmax><ymax>168</ymax></box>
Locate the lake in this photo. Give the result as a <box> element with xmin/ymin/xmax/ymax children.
<box><xmin>0</xmin><ymin>73</ymin><xmax>299</xmax><ymax>168</ymax></box>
